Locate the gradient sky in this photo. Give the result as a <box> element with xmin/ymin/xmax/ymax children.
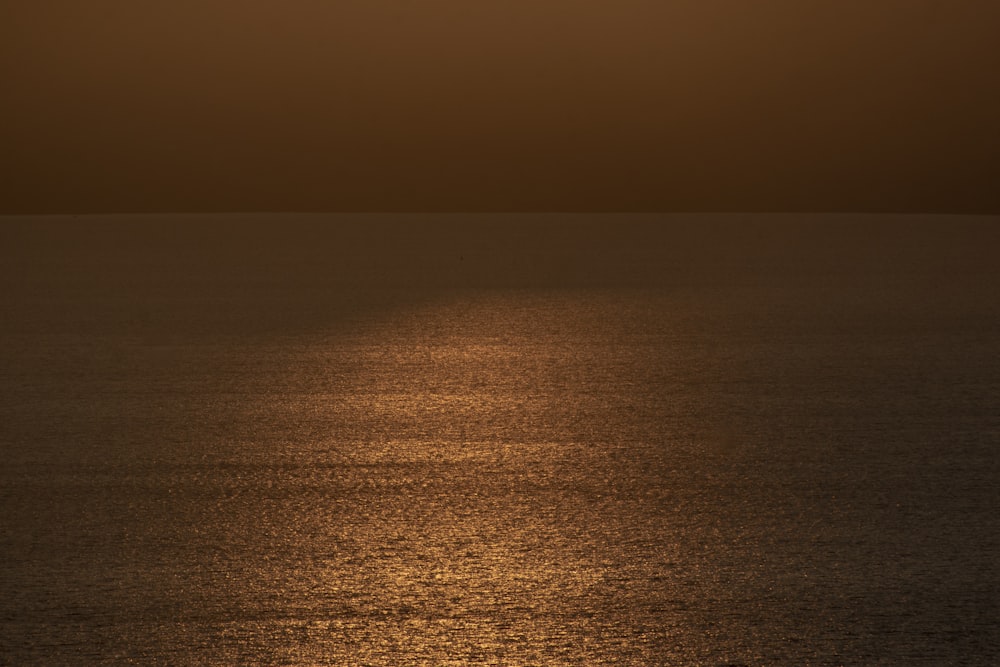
<box><xmin>2</xmin><ymin>1</ymin><xmax>998</xmax><ymax>213</ymax></box>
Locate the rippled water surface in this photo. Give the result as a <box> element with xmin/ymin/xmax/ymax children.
<box><xmin>2</xmin><ymin>216</ymin><xmax>998</xmax><ymax>665</ymax></box>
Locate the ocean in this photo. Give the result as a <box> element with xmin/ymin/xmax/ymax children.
<box><xmin>1</xmin><ymin>214</ymin><xmax>998</xmax><ymax>664</ymax></box>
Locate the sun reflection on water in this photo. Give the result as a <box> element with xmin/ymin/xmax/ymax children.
<box><xmin>231</xmin><ymin>290</ymin><xmax>700</xmax><ymax>665</ymax></box>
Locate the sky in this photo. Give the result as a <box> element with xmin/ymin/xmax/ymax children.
<box><xmin>2</xmin><ymin>1</ymin><xmax>998</xmax><ymax>214</ymax></box>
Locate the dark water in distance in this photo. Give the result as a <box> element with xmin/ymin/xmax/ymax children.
<box><xmin>2</xmin><ymin>215</ymin><xmax>998</xmax><ymax>665</ymax></box>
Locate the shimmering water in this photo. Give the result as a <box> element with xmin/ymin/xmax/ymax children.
<box><xmin>2</xmin><ymin>216</ymin><xmax>998</xmax><ymax>665</ymax></box>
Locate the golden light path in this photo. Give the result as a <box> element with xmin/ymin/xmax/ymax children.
<box><xmin>229</xmin><ymin>289</ymin><xmax>702</xmax><ymax>665</ymax></box>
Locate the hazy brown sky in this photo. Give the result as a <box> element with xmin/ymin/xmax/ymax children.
<box><xmin>2</xmin><ymin>1</ymin><xmax>998</xmax><ymax>213</ymax></box>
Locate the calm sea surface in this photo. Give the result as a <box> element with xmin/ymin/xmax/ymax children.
<box><xmin>1</xmin><ymin>216</ymin><xmax>998</xmax><ymax>665</ymax></box>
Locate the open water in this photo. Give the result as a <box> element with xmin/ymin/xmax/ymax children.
<box><xmin>1</xmin><ymin>215</ymin><xmax>998</xmax><ymax>665</ymax></box>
